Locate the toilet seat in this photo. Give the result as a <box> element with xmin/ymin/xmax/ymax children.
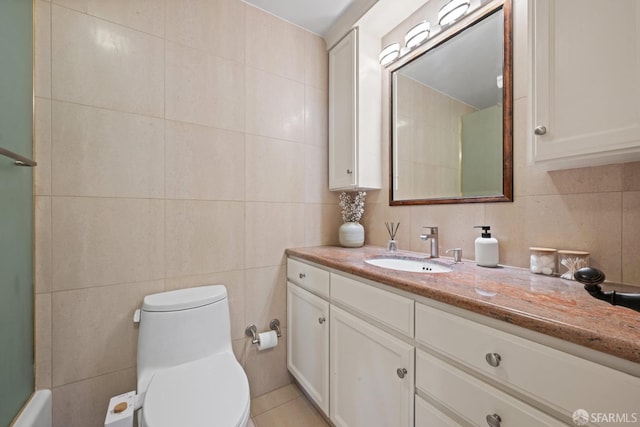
<box><xmin>142</xmin><ymin>352</ymin><xmax>250</xmax><ymax>427</ymax></box>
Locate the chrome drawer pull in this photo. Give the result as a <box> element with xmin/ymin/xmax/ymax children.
<box><xmin>318</xmin><ymin>317</ymin><xmax>326</xmax><ymax>324</ymax></box>
<box><xmin>485</xmin><ymin>352</ymin><xmax>502</xmax><ymax>367</ymax></box>
<box><xmin>396</xmin><ymin>368</ymin><xmax>407</xmax><ymax>379</ymax></box>
<box><xmin>486</xmin><ymin>413</ymin><xmax>502</xmax><ymax>427</ymax></box>
<box><xmin>299</xmin><ymin>273</ymin><xmax>306</xmax><ymax>279</ymax></box>
<box><xmin>534</xmin><ymin>125</ymin><xmax>547</xmax><ymax>135</ymax></box>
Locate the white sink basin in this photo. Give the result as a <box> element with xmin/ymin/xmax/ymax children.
<box><xmin>365</xmin><ymin>257</ymin><xmax>452</xmax><ymax>273</ymax></box>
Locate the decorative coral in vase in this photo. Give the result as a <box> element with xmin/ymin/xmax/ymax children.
<box><xmin>338</xmin><ymin>191</ymin><xmax>366</xmax><ymax>247</ymax></box>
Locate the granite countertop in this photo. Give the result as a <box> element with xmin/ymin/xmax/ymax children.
<box><xmin>285</xmin><ymin>245</ymin><xmax>640</xmax><ymax>365</ymax></box>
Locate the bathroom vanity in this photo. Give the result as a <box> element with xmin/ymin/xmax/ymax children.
<box><xmin>285</xmin><ymin>246</ymin><xmax>640</xmax><ymax>427</ymax></box>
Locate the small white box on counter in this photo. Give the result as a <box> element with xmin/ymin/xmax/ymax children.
<box><xmin>104</xmin><ymin>390</ymin><xmax>135</xmax><ymax>427</ymax></box>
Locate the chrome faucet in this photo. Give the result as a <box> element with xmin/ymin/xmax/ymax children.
<box><xmin>420</xmin><ymin>226</ymin><xmax>439</xmax><ymax>258</ymax></box>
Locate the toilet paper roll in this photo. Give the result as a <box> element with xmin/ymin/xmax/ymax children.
<box><xmin>257</xmin><ymin>330</ymin><xmax>278</xmax><ymax>351</ymax></box>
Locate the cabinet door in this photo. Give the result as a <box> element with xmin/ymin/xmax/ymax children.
<box><xmin>529</xmin><ymin>0</ymin><xmax>640</xmax><ymax>169</ymax></box>
<box><xmin>330</xmin><ymin>306</ymin><xmax>414</xmax><ymax>427</ymax></box>
<box><xmin>287</xmin><ymin>282</ymin><xmax>330</xmax><ymax>415</ymax></box>
<box><xmin>329</xmin><ymin>28</ymin><xmax>357</xmax><ymax>190</ymax></box>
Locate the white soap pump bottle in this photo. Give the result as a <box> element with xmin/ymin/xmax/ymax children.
<box><xmin>474</xmin><ymin>225</ymin><xmax>499</xmax><ymax>267</ymax></box>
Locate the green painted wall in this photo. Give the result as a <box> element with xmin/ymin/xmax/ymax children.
<box><xmin>461</xmin><ymin>105</ymin><xmax>503</xmax><ymax>197</ymax></box>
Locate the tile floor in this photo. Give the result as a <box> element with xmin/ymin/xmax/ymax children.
<box><xmin>249</xmin><ymin>383</ymin><xmax>331</xmax><ymax>427</ymax></box>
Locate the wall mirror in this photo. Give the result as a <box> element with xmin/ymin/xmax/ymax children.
<box><xmin>390</xmin><ymin>1</ymin><xmax>512</xmax><ymax>205</ymax></box>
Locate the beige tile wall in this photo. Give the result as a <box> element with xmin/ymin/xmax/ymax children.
<box><xmin>33</xmin><ymin>1</ymin><xmax>334</xmax><ymax>426</ymax></box>
<box><xmin>370</xmin><ymin>0</ymin><xmax>640</xmax><ymax>286</ymax></box>
<box><xmin>395</xmin><ymin>75</ymin><xmax>474</xmax><ymax>199</ymax></box>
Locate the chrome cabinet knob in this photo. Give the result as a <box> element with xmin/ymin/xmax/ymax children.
<box><xmin>318</xmin><ymin>317</ymin><xmax>326</xmax><ymax>324</ymax></box>
<box><xmin>486</xmin><ymin>414</ymin><xmax>502</xmax><ymax>427</ymax></box>
<box><xmin>485</xmin><ymin>353</ymin><xmax>501</xmax><ymax>367</ymax></box>
<box><xmin>299</xmin><ymin>273</ymin><xmax>305</xmax><ymax>279</ymax></box>
<box><xmin>534</xmin><ymin>125</ymin><xmax>547</xmax><ymax>135</ymax></box>
<box><xmin>396</xmin><ymin>368</ymin><xmax>407</xmax><ymax>378</ymax></box>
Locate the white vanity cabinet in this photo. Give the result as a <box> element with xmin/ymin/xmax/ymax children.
<box><xmin>415</xmin><ymin>302</ymin><xmax>640</xmax><ymax>426</ymax></box>
<box><xmin>528</xmin><ymin>0</ymin><xmax>640</xmax><ymax>170</ymax></box>
<box><xmin>286</xmin><ymin>259</ymin><xmax>330</xmax><ymax>416</ymax></box>
<box><xmin>327</xmin><ymin>271</ymin><xmax>415</xmax><ymax>427</ymax></box>
<box><xmin>286</xmin><ymin>255</ymin><xmax>640</xmax><ymax>427</ymax></box>
<box><xmin>286</xmin><ymin>258</ymin><xmax>414</xmax><ymax>427</ymax></box>
<box><xmin>330</xmin><ymin>305</ymin><xmax>414</xmax><ymax>427</ymax></box>
<box><xmin>328</xmin><ymin>27</ymin><xmax>381</xmax><ymax>190</ymax></box>
<box><xmin>287</xmin><ymin>283</ymin><xmax>330</xmax><ymax>415</ymax></box>
<box><xmin>416</xmin><ymin>350</ymin><xmax>566</xmax><ymax>427</ymax></box>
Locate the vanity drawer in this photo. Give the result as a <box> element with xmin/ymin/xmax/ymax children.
<box><xmin>416</xmin><ymin>350</ymin><xmax>565</xmax><ymax>426</ymax></box>
<box><xmin>415</xmin><ymin>303</ymin><xmax>640</xmax><ymax>421</ymax></box>
<box><xmin>415</xmin><ymin>395</ymin><xmax>459</xmax><ymax>427</ymax></box>
<box><xmin>331</xmin><ymin>273</ymin><xmax>414</xmax><ymax>337</ymax></box>
<box><xmin>287</xmin><ymin>258</ymin><xmax>330</xmax><ymax>298</ymax></box>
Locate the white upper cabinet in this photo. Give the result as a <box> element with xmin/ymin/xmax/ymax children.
<box><xmin>329</xmin><ymin>27</ymin><xmax>382</xmax><ymax>190</ymax></box>
<box><xmin>528</xmin><ymin>0</ymin><xmax>640</xmax><ymax>170</ymax></box>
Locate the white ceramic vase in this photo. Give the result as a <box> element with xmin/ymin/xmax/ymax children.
<box><xmin>339</xmin><ymin>222</ymin><xmax>364</xmax><ymax>248</ymax></box>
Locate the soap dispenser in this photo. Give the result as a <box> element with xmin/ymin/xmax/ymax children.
<box><xmin>474</xmin><ymin>226</ymin><xmax>499</xmax><ymax>267</ymax></box>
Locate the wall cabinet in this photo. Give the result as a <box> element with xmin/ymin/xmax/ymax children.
<box><xmin>328</xmin><ymin>27</ymin><xmax>381</xmax><ymax>190</ymax></box>
<box><xmin>528</xmin><ymin>0</ymin><xmax>640</xmax><ymax>170</ymax></box>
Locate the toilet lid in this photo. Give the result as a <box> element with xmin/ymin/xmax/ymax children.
<box><xmin>142</xmin><ymin>285</ymin><xmax>227</xmax><ymax>312</ymax></box>
<box><xmin>142</xmin><ymin>352</ymin><xmax>250</xmax><ymax>427</ymax></box>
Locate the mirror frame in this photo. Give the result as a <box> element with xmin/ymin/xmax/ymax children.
<box><xmin>389</xmin><ymin>0</ymin><xmax>513</xmax><ymax>205</ymax></box>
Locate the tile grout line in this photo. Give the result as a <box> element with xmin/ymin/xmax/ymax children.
<box><xmin>250</xmin><ymin>385</ymin><xmax>302</xmax><ymax>417</ymax></box>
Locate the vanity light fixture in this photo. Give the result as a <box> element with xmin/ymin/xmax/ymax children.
<box><xmin>379</xmin><ymin>42</ymin><xmax>400</xmax><ymax>66</ymax></box>
<box><xmin>404</xmin><ymin>21</ymin><xmax>431</xmax><ymax>49</ymax></box>
<box><xmin>438</xmin><ymin>0</ymin><xmax>471</xmax><ymax>26</ymax></box>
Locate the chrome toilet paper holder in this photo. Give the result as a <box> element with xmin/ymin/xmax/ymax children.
<box><xmin>246</xmin><ymin>319</ymin><xmax>281</xmax><ymax>344</ymax></box>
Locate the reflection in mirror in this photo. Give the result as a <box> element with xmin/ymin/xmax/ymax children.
<box><xmin>390</xmin><ymin>1</ymin><xmax>512</xmax><ymax>205</ymax></box>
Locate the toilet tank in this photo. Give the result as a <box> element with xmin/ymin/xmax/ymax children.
<box><xmin>137</xmin><ymin>285</ymin><xmax>232</xmax><ymax>393</ymax></box>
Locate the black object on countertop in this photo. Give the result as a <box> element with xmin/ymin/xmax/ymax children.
<box><xmin>574</xmin><ymin>267</ymin><xmax>640</xmax><ymax>313</ymax></box>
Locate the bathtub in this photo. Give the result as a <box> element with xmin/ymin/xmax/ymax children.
<box><xmin>12</xmin><ymin>390</ymin><xmax>52</xmax><ymax>427</ymax></box>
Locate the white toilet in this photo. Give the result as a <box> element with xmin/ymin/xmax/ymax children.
<box><xmin>136</xmin><ymin>285</ymin><xmax>250</xmax><ymax>427</ymax></box>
